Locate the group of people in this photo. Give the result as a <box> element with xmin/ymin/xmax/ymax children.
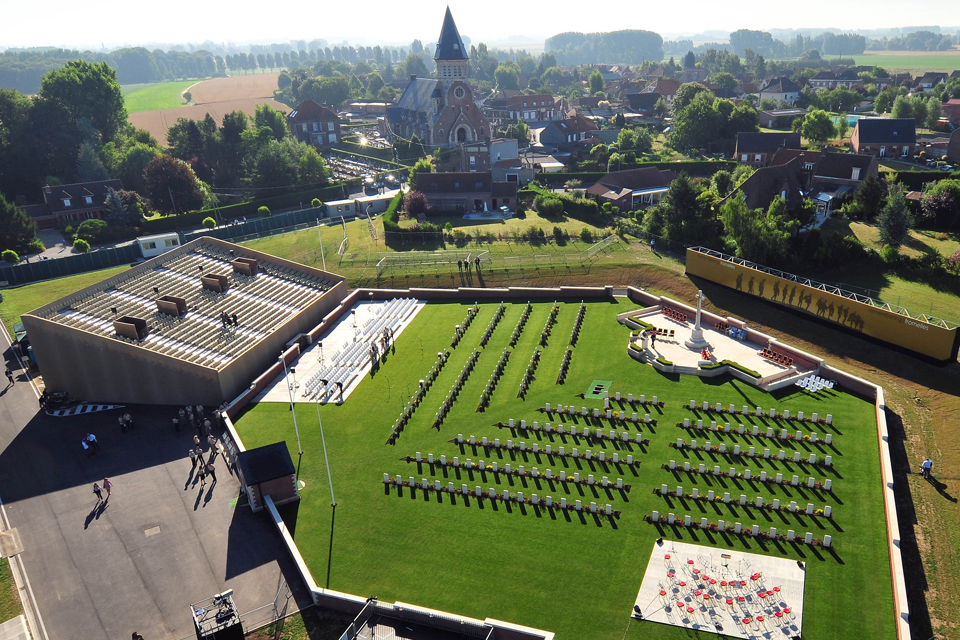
<box><xmin>457</xmin><ymin>257</ymin><xmax>482</xmax><ymax>273</ymax></box>
<box><xmin>81</xmin><ymin>432</ymin><xmax>100</xmax><ymax>456</ymax></box>
<box><xmin>219</xmin><ymin>312</ymin><xmax>239</xmax><ymax>328</ymax></box>
<box><xmin>118</xmin><ymin>412</ymin><xmax>135</xmax><ymax>433</ymax></box>
<box><xmin>179</xmin><ymin>403</ymin><xmax>229</xmax><ymax>488</ymax></box>
<box><xmin>91</xmin><ymin>478</ymin><xmax>113</xmax><ymax>501</ymax></box>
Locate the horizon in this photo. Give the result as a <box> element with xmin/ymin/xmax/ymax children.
<box><xmin>1</xmin><ymin>0</ymin><xmax>959</xmax><ymax>52</ymax></box>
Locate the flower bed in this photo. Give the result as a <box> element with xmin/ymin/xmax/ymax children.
<box><xmin>518</xmin><ymin>348</ymin><xmax>541</xmax><ymax>399</ymax></box>
<box><xmin>479</xmin><ymin>303</ymin><xmax>506</xmax><ymax>348</ymax></box>
<box><xmin>450</xmin><ymin>305</ymin><xmax>479</xmax><ymax>348</ymax></box>
<box><xmin>444</xmin><ymin>437</ymin><xmax>644</xmax><ymax>468</ymax></box>
<box><xmin>494</xmin><ymin>419</ymin><xmax>653</xmax><ymax>445</ymax></box>
<box><xmin>386</xmin><ymin>349</ymin><xmax>450</xmax><ymax>445</ymax></box>
<box><xmin>509</xmin><ymin>303</ymin><xmax>533</xmax><ymax>347</ymax></box>
<box><xmin>433</xmin><ymin>349</ymin><xmax>480</xmax><ymax>429</ymax></box>
<box><xmin>383</xmin><ymin>474</ymin><xmax>622</xmax><ymax>517</ymax></box>
<box><xmin>402</xmin><ymin>453</ymin><xmax>634</xmax><ymax>491</ymax></box>
<box><xmin>477</xmin><ymin>348</ymin><xmax>510</xmax><ymax>412</ymax></box>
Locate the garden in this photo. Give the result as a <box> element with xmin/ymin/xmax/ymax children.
<box><xmin>234</xmin><ymin>299</ymin><xmax>895</xmax><ymax>640</ymax></box>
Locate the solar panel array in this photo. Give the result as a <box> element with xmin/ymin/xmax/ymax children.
<box><xmin>39</xmin><ymin>244</ymin><xmax>337</xmax><ymax>369</ymax></box>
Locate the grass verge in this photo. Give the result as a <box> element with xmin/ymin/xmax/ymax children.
<box><xmin>124</xmin><ymin>80</ymin><xmax>198</xmax><ymax>113</ymax></box>
<box><xmin>0</xmin><ymin>557</ymin><xmax>23</xmax><ymax>622</ymax></box>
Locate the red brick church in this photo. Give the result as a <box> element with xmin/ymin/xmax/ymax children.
<box><xmin>386</xmin><ymin>8</ymin><xmax>491</xmax><ymax>148</ymax></box>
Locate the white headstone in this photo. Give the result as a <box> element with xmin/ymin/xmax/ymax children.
<box><xmin>684</xmin><ymin>515</ymin><xmax>692</xmax><ymax>526</ymax></box>
<box><xmin>740</xmin><ymin>494</ymin><xmax>747</xmax><ymax>505</ymax></box>
<box><xmin>735</xmin><ymin>522</ymin><xmax>742</xmax><ymax>533</ymax></box>
<box><xmin>824</xmin><ymin>479</ymin><xmax>832</xmax><ymax>491</ymax></box>
<box><xmin>824</xmin><ymin>534</ymin><xmax>832</xmax><ymax>547</ymax></box>
<box><xmin>805</xmin><ymin>532</ymin><xmax>814</xmax><ymax>544</ymax></box>
<box><xmin>751</xmin><ymin>524</ymin><xmax>760</xmax><ymax>536</ymax></box>
<box><xmin>692</xmin><ymin>488</ymin><xmax>699</xmax><ymax>499</ymax></box>
<box><xmin>668</xmin><ymin>512</ymin><xmax>675</xmax><ymax>524</ymax></box>
<box><xmin>824</xmin><ymin>505</ymin><xmax>832</xmax><ymax>517</ymax></box>
<box><xmin>776</xmin><ymin>473</ymin><xmax>783</xmax><ymax>484</ymax></box>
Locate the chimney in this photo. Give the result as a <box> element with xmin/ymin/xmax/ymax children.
<box><xmin>410</xmin><ymin>74</ymin><xmax>417</xmax><ymax>81</ymax></box>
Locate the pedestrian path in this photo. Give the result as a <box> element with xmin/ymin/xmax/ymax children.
<box><xmin>45</xmin><ymin>404</ymin><xmax>124</xmax><ymax>417</ymax></box>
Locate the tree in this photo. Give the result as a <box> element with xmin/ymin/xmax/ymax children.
<box><xmin>254</xmin><ymin>103</ymin><xmax>289</xmax><ymax>141</ymax></box>
<box><xmin>852</xmin><ymin>174</ymin><xmax>884</xmax><ymax>220</ymax></box>
<box><xmin>298</xmin><ymin>146</ymin><xmax>327</xmax><ymax>186</ymax></box>
<box><xmin>104</xmin><ymin>187</ymin><xmax>133</xmax><ymax>227</ymax></box>
<box><xmin>920</xmin><ymin>179</ymin><xmax>960</xmax><ymax>229</ymax></box>
<box><xmin>495</xmin><ymin>62</ymin><xmax>521</xmax><ymax>92</ymax></box>
<box><xmin>713</xmin><ymin>72</ymin><xmax>737</xmax><ymax>91</ymax></box>
<box><xmin>635</xmin><ymin>128</ymin><xmax>653</xmax><ymax>153</ymax></box>
<box><xmin>408</xmin><ymin>157</ymin><xmax>433</xmax><ymax>187</ymax></box>
<box><xmin>670</xmin><ymin>93</ymin><xmax>723</xmax><ymax>150</ymax></box>
<box><xmin>76</xmin><ymin>218</ymin><xmax>107</xmax><ymax>243</ymax></box>
<box><xmin>247</xmin><ymin>138</ymin><xmax>300</xmax><ymax>190</ymax></box>
<box><xmin>836</xmin><ymin>113</ymin><xmax>849</xmax><ymax>141</ymax></box>
<box><xmin>0</xmin><ymin>192</ymin><xmax>38</xmax><ymax>255</ymax></box>
<box><xmin>76</xmin><ymin>140</ymin><xmax>109</xmax><ymax>181</ymax></box>
<box><xmin>38</xmin><ymin>60</ymin><xmax>126</xmax><ymax>142</ymax></box>
<box><xmin>878</xmin><ymin>187</ymin><xmax>912</xmax><ymax>249</ymax></box>
<box><xmin>367</xmin><ymin>72</ymin><xmax>385</xmax><ymax>97</ymax></box>
<box><xmin>143</xmin><ymin>155</ymin><xmax>205</xmax><ymax>215</ymax></box>
<box><xmin>120</xmin><ymin>142</ymin><xmax>161</xmax><ymax>194</ymax></box>
<box><xmin>301</xmin><ymin>76</ymin><xmax>352</xmax><ymax>109</ymax></box>
<box><xmin>405</xmin><ymin>191</ymin><xmax>429</xmax><ymax>216</ymax></box>
<box><xmin>673</xmin><ymin>83</ymin><xmax>712</xmax><ymax>112</ymax></box>
<box><xmin>588</xmin><ymin>70</ymin><xmax>604</xmax><ymax>95</ymax></box>
<box><xmin>72</xmin><ymin>238</ymin><xmax>90</xmax><ymax>253</ymax></box>
<box><xmin>258</xmin><ymin>206</ymin><xmax>271</xmax><ymax>217</ymax></box>
<box><xmin>683</xmin><ymin>51</ymin><xmax>696</xmax><ymax>69</ymax></box>
<box><xmin>891</xmin><ymin>95</ymin><xmax>912</xmax><ymax>119</ymax></box>
<box><xmin>616</xmin><ymin>128</ymin><xmax>637</xmax><ymax>150</ymax></box>
<box><xmin>926</xmin><ymin>96</ymin><xmax>942</xmax><ymax>128</ymax></box>
<box><xmin>720</xmin><ymin>195</ymin><xmax>797</xmax><ymax>265</ymax></box>
<box><xmin>712</xmin><ymin>170</ymin><xmax>734</xmax><ymax>196</ymax></box>
<box><xmin>801</xmin><ymin>109</ymin><xmax>836</xmax><ymax>144</ymax></box>
<box><xmin>403</xmin><ymin>53</ymin><xmax>429</xmax><ymax>78</ymax></box>
<box><xmin>202</xmin><ymin>216</ymin><xmax>217</xmax><ymax>229</ymax></box>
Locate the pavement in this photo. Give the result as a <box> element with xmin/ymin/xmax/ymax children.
<box><xmin>0</xmin><ymin>340</ymin><xmax>313</xmax><ymax>640</ymax></box>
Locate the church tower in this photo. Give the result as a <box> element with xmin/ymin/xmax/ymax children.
<box><xmin>434</xmin><ymin>7</ymin><xmax>469</xmax><ymax>93</ymax></box>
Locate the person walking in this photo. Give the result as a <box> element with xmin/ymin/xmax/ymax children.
<box><xmin>4</xmin><ymin>369</ymin><xmax>13</xmax><ymax>387</ymax></box>
<box><xmin>203</xmin><ymin>419</ymin><xmax>212</xmax><ymax>437</ymax></box>
<box><xmin>189</xmin><ymin>448</ymin><xmax>198</xmax><ymax>469</ymax></box>
<box><xmin>198</xmin><ymin>464</ymin><xmax>207</xmax><ymax>487</ymax></box>
<box><xmin>119</xmin><ymin>415</ymin><xmax>126</xmax><ymax>434</ymax></box>
<box><xmin>195</xmin><ymin>446</ymin><xmax>206</xmax><ymax>467</ymax></box>
<box><xmin>103</xmin><ymin>477</ymin><xmax>112</xmax><ymax>498</ymax></box>
<box><xmin>82</xmin><ymin>439</ymin><xmax>94</xmax><ymax>457</ymax></box>
<box><xmin>193</xmin><ymin>434</ymin><xmax>201</xmax><ymax>448</ymax></box>
<box><xmin>86</xmin><ymin>433</ymin><xmax>100</xmax><ymax>452</ymax></box>
<box><xmin>205</xmin><ymin>462</ymin><xmax>217</xmax><ymax>485</ymax></box>
<box><xmin>172</xmin><ymin>417</ymin><xmax>180</xmax><ymax>432</ymax></box>
<box><xmin>921</xmin><ymin>458</ymin><xmax>933</xmax><ymax>480</ymax></box>
<box><xmin>123</xmin><ymin>413</ymin><xmax>133</xmax><ymax>430</ymax></box>
<box><xmin>92</xmin><ymin>482</ymin><xmax>103</xmax><ymax>502</ymax></box>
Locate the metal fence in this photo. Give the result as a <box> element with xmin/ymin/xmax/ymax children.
<box><xmin>0</xmin><ymin>244</ymin><xmax>141</xmax><ymax>287</ymax></box>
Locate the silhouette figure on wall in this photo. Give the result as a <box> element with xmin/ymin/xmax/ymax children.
<box><xmin>789</xmin><ymin>286</ymin><xmax>797</xmax><ymax>306</ymax></box>
<box><xmin>758</xmin><ymin>279</ymin><xmax>766</xmax><ymax>298</ymax></box>
<box><xmin>747</xmin><ymin>277</ymin><xmax>755</xmax><ymax>295</ymax></box>
<box><xmin>772</xmin><ymin>282</ymin><xmax>780</xmax><ymax>301</ymax></box>
<box><xmin>736</xmin><ymin>273</ymin><xmax>743</xmax><ymax>291</ymax></box>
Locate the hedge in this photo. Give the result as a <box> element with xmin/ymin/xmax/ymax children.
<box><xmin>552</xmin><ymin>161</ymin><xmax>737</xmax><ymax>183</ymax></box>
<box><xmin>890</xmin><ymin>170</ymin><xmax>960</xmax><ymax>191</ymax></box>
<box><xmin>334</xmin><ymin>141</ymin><xmax>397</xmax><ymax>162</ymax></box>
<box><xmin>700</xmin><ymin>359</ymin><xmax>761</xmax><ymax>379</ymax></box>
<box><xmin>382</xmin><ymin>191</ymin><xmax>403</xmax><ymax>233</ymax></box>
<box><xmin>141</xmin><ymin>181</ymin><xmax>362</xmax><ymax>233</ymax></box>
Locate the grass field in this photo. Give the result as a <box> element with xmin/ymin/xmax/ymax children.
<box><xmin>850</xmin><ymin>51</ymin><xmax>960</xmax><ymax>72</ymax></box>
<box><xmin>234</xmin><ymin>299</ymin><xmax>894</xmax><ymax>640</ymax></box>
<box><xmin>0</xmin><ymin>557</ymin><xmax>23</xmax><ymax>622</ymax></box>
<box><xmin>0</xmin><ymin>265</ymin><xmax>131</xmax><ymax>337</ymax></box>
<box><xmin>123</xmin><ymin>80</ymin><xmax>198</xmax><ymax>113</ymax></box>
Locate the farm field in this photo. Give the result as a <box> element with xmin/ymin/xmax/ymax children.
<box><xmin>122</xmin><ymin>79</ymin><xmax>198</xmax><ymax>113</ymax></box>
<box><xmin>127</xmin><ymin>73</ymin><xmax>285</xmax><ymax>144</ymax></box>
<box><xmin>234</xmin><ymin>299</ymin><xmax>894</xmax><ymax>640</ymax></box>
<box><xmin>851</xmin><ymin>50</ymin><xmax>960</xmax><ymax>72</ymax></box>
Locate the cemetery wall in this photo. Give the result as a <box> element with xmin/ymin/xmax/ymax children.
<box><xmin>686</xmin><ymin>248</ymin><xmax>960</xmax><ymax>364</ymax></box>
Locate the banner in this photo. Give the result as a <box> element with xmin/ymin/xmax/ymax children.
<box><xmin>686</xmin><ymin>248</ymin><xmax>959</xmax><ymax>363</ymax></box>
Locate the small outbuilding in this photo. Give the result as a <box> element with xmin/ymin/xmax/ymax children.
<box><xmin>236</xmin><ymin>442</ymin><xmax>300</xmax><ymax>512</ymax></box>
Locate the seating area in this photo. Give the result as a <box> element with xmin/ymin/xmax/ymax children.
<box><xmin>652</xmin><ymin>327</ymin><xmax>675</xmax><ymax>338</ymax></box>
<box><xmin>302</xmin><ymin>297</ymin><xmax>418</xmax><ymax>401</ymax></box>
<box><xmin>796</xmin><ymin>375</ymin><xmax>835</xmax><ymax>392</ymax></box>
<box><xmin>760</xmin><ymin>348</ymin><xmax>794</xmax><ymax>367</ymax></box>
<box><xmin>661</xmin><ymin>307</ymin><xmax>688</xmax><ymax>323</ymax></box>
<box><xmin>43</xmin><ymin>246</ymin><xmax>335</xmax><ymax>369</ymax></box>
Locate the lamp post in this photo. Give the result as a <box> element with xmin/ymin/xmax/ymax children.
<box><xmin>280</xmin><ymin>355</ymin><xmax>304</xmax><ymax>483</ymax></box>
<box><xmin>314</xmin><ymin>397</ymin><xmax>337</xmax><ymax>509</ymax></box>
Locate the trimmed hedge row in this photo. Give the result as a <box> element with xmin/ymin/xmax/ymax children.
<box><xmin>553</xmin><ymin>161</ymin><xmax>737</xmax><ymax>183</ymax></box>
<box><xmin>382</xmin><ymin>191</ymin><xmax>403</xmax><ymax>233</ymax></box>
<box><xmin>889</xmin><ymin>170</ymin><xmax>960</xmax><ymax>191</ymax></box>
<box><xmin>141</xmin><ymin>181</ymin><xmax>362</xmax><ymax>233</ymax></box>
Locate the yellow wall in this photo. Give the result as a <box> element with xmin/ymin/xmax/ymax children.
<box><xmin>686</xmin><ymin>249</ymin><xmax>958</xmax><ymax>362</ymax></box>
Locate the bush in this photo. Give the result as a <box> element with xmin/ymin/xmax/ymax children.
<box><xmin>2</xmin><ymin>249</ymin><xmax>19</xmax><ymax>264</ymax></box>
<box><xmin>444</xmin><ymin>222</ymin><xmax>453</xmax><ymax>232</ymax></box>
<box><xmin>76</xmin><ymin>219</ymin><xmax>108</xmax><ymax>244</ymax></box>
<box><xmin>880</xmin><ymin>244</ymin><xmax>900</xmax><ymax>263</ymax></box>
<box><xmin>28</xmin><ymin>238</ymin><xmax>45</xmax><ymax>254</ymax></box>
<box><xmin>202</xmin><ymin>216</ymin><xmax>217</xmax><ymax>229</ymax></box>
<box><xmin>405</xmin><ymin>191</ymin><xmax>429</xmax><ymax>216</ymax></box>
<box><xmin>258</xmin><ymin>206</ymin><xmax>271</xmax><ymax>217</ymax></box>
<box><xmin>382</xmin><ymin>191</ymin><xmax>403</xmax><ymax>233</ymax></box>
<box><xmin>534</xmin><ymin>193</ymin><xmax>564</xmax><ymax>217</ymax></box>
<box><xmin>73</xmin><ymin>238</ymin><xmax>90</xmax><ymax>253</ymax></box>
<box><xmin>63</xmin><ymin>224</ymin><xmax>75</xmax><ymax>238</ymax></box>
<box><xmin>311</xmin><ymin>198</ymin><xmax>323</xmax><ymax>209</ymax></box>
<box><xmin>946</xmin><ymin>249</ymin><xmax>960</xmax><ymax>274</ymax></box>
<box><xmin>580</xmin><ymin>227</ymin><xmax>594</xmax><ymax>242</ymax></box>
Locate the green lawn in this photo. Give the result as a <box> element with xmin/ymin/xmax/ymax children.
<box><xmin>123</xmin><ymin>80</ymin><xmax>198</xmax><ymax>113</ymax></box>
<box><xmin>235</xmin><ymin>300</ymin><xmax>895</xmax><ymax>640</ymax></box>
<box><xmin>850</xmin><ymin>52</ymin><xmax>960</xmax><ymax>72</ymax></box>
<box><xmin>0</xmin><ymin>265</ymin><xmax>131</xmax><ymax>338</ymax></box>
<box><xmin>0</xmin><ymin>557</ymin><xmax>22</xmax><ymax>622</ymax></box>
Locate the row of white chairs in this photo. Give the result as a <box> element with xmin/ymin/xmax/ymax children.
<box><xmin>796</xmin><ymin>375</ymin><xmax>835</xmax><ymax>392</ymax></box>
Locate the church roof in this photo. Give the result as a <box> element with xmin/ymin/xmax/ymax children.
<box><xmin>435</xmin><ymin>7</ymin><xmax>469</xmax><ymax>61</ymax></box>
<box><xmin>396</xmin><ymin>77</ymin><xmax>442</xmax><ymax>113</ymax></box>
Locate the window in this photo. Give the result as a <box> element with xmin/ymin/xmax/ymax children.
<box><xmin>327</xmin><ymin>121</ymin><xmax>334</xmax><ymax>131</ymax></box>
<box><xmin>84</xmin><ymin>196</ymin><xmax>93</xmax><ymax>204</ymax></box>
<box><xmin>312</xmin><ymin>122</ymin><xmax>318</xmax><ymax>131</ymax></box>
<box><xmin>803</xmin><ymin>162</ymin><xmax>814</xmax><ymax>171</ymax></box>
<box><xmin>62</xmin><ymin>198</ymin><xmax>72</xmax><ymax>207</ymax></box>
<box><xmin>851</xmin><ymin>168</ymin><xmax>860</xmax><ymax>180</ymax></box>
<box><xmin>164</xmin><ymin>239</ymin><xmax>178</xmax><ymax>247</ymax></box>
<box><xmin>454</xmin><ymin>86</ymin><xmax>465</xmax><ymax>99</ymax></box>
<box><xmin>329</xmin><ymin>134</ymin><xmax>336</xmax><ymax>143</ymax></box>
<box><xmin>144</xmin><ymin>242</ymin><xmax>157</xmax><ymax>249</ymax></box>
<box><xmin>755</xmin><ymin>154</ymin><xmax>762</xmax><ymax>162</ymax></box>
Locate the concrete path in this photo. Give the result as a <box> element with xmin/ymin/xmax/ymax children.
<box><xmin>0</xmin><ymin>347</ymin><xmax>312</xmax><ymax>640</ymax></box>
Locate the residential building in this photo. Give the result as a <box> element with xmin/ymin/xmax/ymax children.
<box><xmin>415</xmin><ymin>171</ymin><xmax>518</xmax><ymax>213</ymax></box>
<box><xmin>534</xmin><ymin>113</ymin><xmax>599</xmax><ymax>151</ymax></box>
<box><xmin>343</xmin><ymin>102</ymin><xmax>391</xmax><ymax>117</ymax></box>
<box><xmin>758</xmin><ymin>77</ymin><xmax>802</xmax><ymax>105</ymax></box>
<box><xmin>625</xmin><ymin>92</ymin><xmax>661</xmax><ymax>114</ymax></box>
<box><xmin>914</xmin><ymin>72</ymin><xmax>948</xmax><ymax>92</ymax></box>
<box><xmin>643</xmin><ymin>78</ymin><xmax>681</xmax><ymax>102</ymax></box>
<box><xmin>948</xmin><ymin>129</ymin><xmax>960</xmax><ymax>163</ymax></box>
<box><xmin>807</xmin><ymin>69</ymin><xmax>862</xmax><ymax>90</ymax></box>
<box><xmin>810</xmin><ymin>152</ymin><xmax>879</xmax><ymax>215</ymax></box>
<box><xmin>386</xmin><ymin>8</ymin><xmax>490</xmax><ymax>147</ymax></box>
<box><xmin>758</xmin><ymin>109</ymin><xmax>808</xmax><ymax>129</ymax></box>
<box><xmin>734</xmin><ymin>132</ymin><xmax>802</xmax><ymax>167</ymax></box>
<box><xmin>768</xmin><ymin>148</ymin><xmax>823</xmax><ymax>190</ymax></box>
<box><xmin>850</xmin><ymin>118</ymin><xmax>916</xmax><ymax>157</ymax></box>
<box><xmin>728</xmin><ymin>158</ymin><xmax>804</xmax><ymax>212</ymax></box>
<box><xmin>942</xmin><ymin>99</ymin><xmax>960</xmax><ymax>126</ymax></box>
<box><xmin>585</xmin><ymin>167</ymin><xmax>677</xmax><ymax>210</ymax></box>
<box><xmin>22</xmin><ymin>179</ymin><xmax>124</xmax><ymax>230</ymax></box>
<box><xmin>506</xmin><ymin>94</ymin><xmax>559</xmax><ymax>122</ymax></box>
<box><xmin>287</xmin><ymin>99</ymin><xmax>341</xmax><ymax>147</ymax></box>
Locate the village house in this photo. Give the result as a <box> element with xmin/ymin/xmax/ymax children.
<box><xmin>415</xmin><ymin>171</ymin><xmax>518</xmax><ymax>213</ymax></box>
<box><xmin>533</xmin><ymin>112</ymin><xmax>599</xmax><ymax>151</ymax></box>
<box><xmin>734</xmin><ymin>132</ymin><xmax>802</xmax><ymax>167</ymax></box>
<box><xmin>758</xmin><ymin>77</ymin><xmax>802</xmax><ymax>105</ymax></box>
<box><xmin>947</xmin><ymin>129</ymin><xmax>960</xmax><ymax>164</ymax></box>
<box><xmin>585</xmin><ymin>167</ymin><xmax>677</xmax><ymax>210</ymax></box>
<box><xmin>942</xmin><ymin>99</ymin><xmax>960</xmax><ymax>127</ymax></box>
<box><xmin>850</xmin><ymin>118</ymin><xmax>916</xmax><ymax>157</ymax></box>
<box><xmin>287</xmin><ymin>99</ymin><xmax>342</xmax><ymax>147</ymax></box>
<box><xmin>758</xmin><ymin>108</ymin><xmax>808</xmax><ymax>129</ymax></box>
<box><xmin>643</xmin><ymin>77</ymin><xmax>681</xmax><ymax>102</ymax></box>
<box><xmin>505</xmin><ymin>94</ymin><xmax>560</xmax><ymax>122</ymax></box>
<box><xmin>728</xmin><ymin>158</ymin><xmax>805</xmax><ymax>212</ymax></box>
<box><xmin>22</xmin><ymin>179</ymin><xmax>124</xmax><ymax>230</ymax></box>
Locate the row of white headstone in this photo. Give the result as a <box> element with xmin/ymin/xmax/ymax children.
<box><xmin>680</xmin><ymin>418</ymin><xmax>834</xmax><ymax>444</ymax></box>
<box><xmin>417</xmin><ymin>451</ymin><xmax>634</xmax><ymax>476</ymax></box>
<box><xmin>502</xmin><ymin>421</ymin><xmax>651</xmax><ymax>440</ymax></box>
<box><xmin>659</xmin><ymin>484</ymin><xmax>832</xmax><ymax>516</ymax></box>
<box><xmin>675</xmin><ymin>441</ymin><xmax>833</xmax><ymax>466</ymax></box>
<box><xmin>446</xmin><ymin>439</ymin><xmax>639</xmax><ymax>464</ymax></box>
<box><xmin>383</xmin><ymin>474</ymin><xmax>615</xmax><ymax>514</ymax></box>
<box><xmin>668</xmin><ymin>460</ymin><xmax>833</xmax><ymax>488</ymax></box>
<box><xmin>651</xmin><ymin>511</ymin><xmax>832</xmax><ymax>546</ymax></box>
<box><xmin>688</xmin><ymin>400</ymin><xmax>832</xmax><ymax>424</ymax></box>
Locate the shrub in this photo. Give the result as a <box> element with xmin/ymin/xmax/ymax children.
<box><xmin>2</xmin><ymin>249</ymin><xmax>19</xmax><ymax>264</ymax></box>
<box><xmin>63</xmin><ymin>224</ymin><xmax>75</xmax><ymax>238</ymax></box>
<box><xmin>580</xmin><ymin>227</ymin><xmax>594</xmax><ymax>242</ymax></box>
<box><xmin>947</xmin><ymin>249</ymin><xmax>960</xmax><ymax>274</ymax></box>
<box><xmin>258</xmin><ymin>206</ymin><xmax>271</xmax><ymax>217</ymax></box>
<box><xmin>880</xmin><ymin>244</ymin><xmax>900</xmax><ymax>263</ymax></box>
<box><xmin>382</xmin><ymin>192</ymin><xmax>403</xmax><ymax>233</ymax></box>
<box><xmin>405</xmin><ymin>191</ymin><xmax>429</xmax><ymax>216</ymax></box>
<box><xmin>76</xmin><ymin>218</ymin><xmax>108</xmax><ymax>244</ymax></box>
<box><xmin>311</xmin><ymin>198</ymin><xmax>323</xmax><ymax>209</ymax></box>
<box><xmin>553</xmin><ymin>226</ymin><xmax>565</xmax><ymax>243</ymax></box>
<box><xmin>73</xmin><ymin>238</ymin><xmax>90</xmax><ymax>253</ymax></box>
<box><xmin>444</xmin><ymin>222</ymin><xmax>453</xmax><ymax>232</ymax></box>
<box><xmin>28</xmin><ymin>238</ymin><xmax>45</xmax><ymax>254</ymax></box>
<box><xmin>202</xmin><ymin>216</ymin><xmax>217</xmax><ymax>229</ymax></box>
<box><xmin>533</xmin><ymin>193</ymin><xmax>564</xmax><ymax>217</ymax></box>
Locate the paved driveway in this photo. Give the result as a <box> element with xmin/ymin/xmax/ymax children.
<box><xmin>0</xmin><ymin>357</ymin><xmax>311</xmax><ymax>640</ymax></box>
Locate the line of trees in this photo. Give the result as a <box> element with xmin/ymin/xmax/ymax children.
<box><xmin>545</xmin><ymin>30</ymin><xmax>664</xmax><ymax>65</ymax></box>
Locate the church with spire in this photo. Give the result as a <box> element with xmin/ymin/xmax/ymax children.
<box><xmin>386</xmin><ymin>7</ymin><xmax>491</xmax><ymax>148</ymax></box>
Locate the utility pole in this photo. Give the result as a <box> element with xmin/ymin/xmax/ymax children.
<box><xmin>317</xmin><ymin>220</ymin><xmax>327</xmax><ymax>271</ymax></box>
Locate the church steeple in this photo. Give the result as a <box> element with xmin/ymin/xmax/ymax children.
<box><xmin>435</xmin><ymin>7</ymin><xmax>469</xmax><ymax>61</ymax></box>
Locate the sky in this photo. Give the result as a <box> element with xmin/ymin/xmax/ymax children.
<box><xmin>1</xmin><ymin>0</ymin><xmax>959</xmax><ymax>50</ymax></box>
